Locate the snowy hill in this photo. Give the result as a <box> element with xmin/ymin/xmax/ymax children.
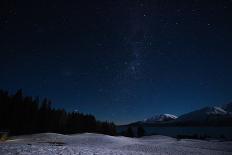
<box><xmin>1</xmin><ymin>133</ymin><xmax>232</xmax><ymax>155</ymax></box>
<box><xmin>143</xmin><ymin>114</ymin><xmax>177</xmax><ymax>123</ymax></box>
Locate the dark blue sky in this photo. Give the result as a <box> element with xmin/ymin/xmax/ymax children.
<box><xmin>1</xmin><ymin>0</ymin><xmax>232</xmax><ymax>124</ymax></box>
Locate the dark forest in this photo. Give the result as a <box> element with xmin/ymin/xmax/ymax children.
<box><xmin>0</xmin><ymin>89</ymin><xmax>116</xmax><ymax>136</ymax></box>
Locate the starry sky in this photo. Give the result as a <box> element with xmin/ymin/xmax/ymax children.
<box><xmin>1</xmin><ymin>0</ymin><xmax>232</xmax><ymax>124</ymax></box>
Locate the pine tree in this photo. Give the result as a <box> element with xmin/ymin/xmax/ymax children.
<box><xmin>137</xmin><ymin>126</ymin><xmax>145</xmax><ymax>137</ymax></box>
<box><xmin>125</xmin><ymin>127</ymin><xmax>134</xmax><ymax>137</ymax></box>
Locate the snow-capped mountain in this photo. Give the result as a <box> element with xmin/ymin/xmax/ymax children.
<box><xmin>143</xmin><ymin>114</ymin><xmax>178</xmax><ymax>123</ymax></box>
<box><xmin>126</xmin><ymin>103</ymin><xmax>232</xmax><ymax>127</ymax></box>
<box><xmin>177</xmin><ymin>106</ymin><xmax>228</xmax><ymax>122</ymax></box>
<box><xmin>222</xmin><ymin>102</ymin><xmax>232</xmax><ymax>113</ymax></box>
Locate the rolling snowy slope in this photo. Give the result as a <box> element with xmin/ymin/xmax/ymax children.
<box><xmin>0</xmin><ymin>133</ymin><xmax>232</xmax><ymax>155</ymax></box>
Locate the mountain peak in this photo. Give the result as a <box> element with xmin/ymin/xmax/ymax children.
<box><xmin>222</xmin><ymin>102</ymin><xmax>232</xmax><ymax>113</ymax></box>
<box><xmin>143</xmin><ymin>114</ymin><xmax>177</xmax><ymax>123</ymax></box>
<box><xmin>202</xmin><ymin>106</ymin><xmax>227</xmax><ymax>115</ymax></box>
<box><xmin>177</xmin><ymin>106</ymin><xmax>228</xmax><ymax>122</ymax></box>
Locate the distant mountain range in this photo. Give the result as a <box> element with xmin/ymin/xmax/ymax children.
<box><xmin>223</xmin><ymin>102</ymin><xmax>232</xmax><ymax>113</ymax></box>
<box><xmin>123</xmin><ymin>102</ymin><xmax>232</xmax><ymax>127</ymax></box>
<box><xmin>143</xmin><ymin>114</ymin><xmax>178</xmax><ymax>123</ymax></box>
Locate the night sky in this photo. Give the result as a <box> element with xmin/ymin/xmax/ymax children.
<box><xmin>1</xmin><ymin>0</ymin><xmax>232</xmax><ymax>124</ymax></box>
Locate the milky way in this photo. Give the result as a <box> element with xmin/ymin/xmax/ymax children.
<box><xmin>1</xmin><ymin>0</ymin><xmax>232</xmax><ymax>124</ymax></box>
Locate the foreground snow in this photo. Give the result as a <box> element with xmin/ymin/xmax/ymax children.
<box><xmin>0</xmin><ymin>133</ymin><xmax>232</xmax><ymax>155</ymax></box>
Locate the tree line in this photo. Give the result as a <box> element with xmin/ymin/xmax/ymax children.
<box><xmin>0</xmin><ymin>89</ymin><xmax>116</xmax><ymax>136</ymax></box>
<box><xmin>120</xmin><ymin>126</ymin><xmax>145</xmax><ymax>138</ymax></box>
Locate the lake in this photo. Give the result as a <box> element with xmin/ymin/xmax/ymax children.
<box><xmin>117</xmin><ymin>126</ymin><xmax>232</xmax><ymax>139</ymax></box>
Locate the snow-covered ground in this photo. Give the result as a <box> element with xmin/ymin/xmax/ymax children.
<box><xmin>0</xmin><ymin>133</ymin><xmax>232</xmax><ymax>155</ymax></box>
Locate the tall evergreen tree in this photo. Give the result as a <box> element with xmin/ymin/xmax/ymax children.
<box><xmin>125</xmin><ymin>127</ymin><xmax>134</xmax><ymax>137</ymax></box>
<box><xmin>137</xmin><ymin>126</ymin><xmax>145</xmax><ymax>137</ymax></box>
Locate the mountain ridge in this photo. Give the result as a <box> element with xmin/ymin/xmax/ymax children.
<box><xmin>143</xmin><ymin>114</ymin><xmax>178</xmax><ymax>123</ymax></box>
<box><xmin>121</xmin><ymin>102</ymin><xmax>232</xmax><ymax>127</ymax></box>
